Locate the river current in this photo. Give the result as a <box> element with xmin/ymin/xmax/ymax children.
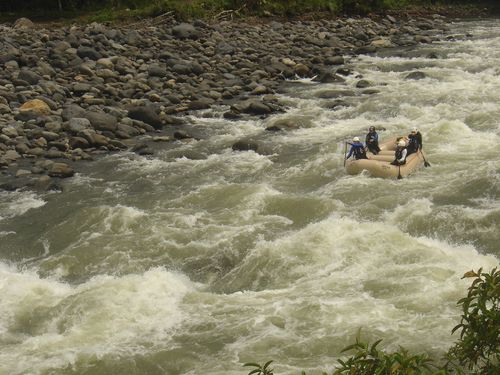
<box><xmin>0</xmin><ymin>19</ymin><xmax>499</xmax><ymax>375</ymax></box>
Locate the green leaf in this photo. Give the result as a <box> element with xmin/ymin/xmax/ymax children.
<box><xmin>243</xmin><ymin>363</ymin><xmax>261</xmax><ymax>368</ymax></box>
<box><xmin>263</xmin><ymin>360</ymin><xmax>273</xmax><ymax>370</ymax></box>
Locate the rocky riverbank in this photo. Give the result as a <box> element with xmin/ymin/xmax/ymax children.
<box><xmin>0</xmin><ymin>13</ymin><xmax>456</xmax><ymax>192</ymax></box>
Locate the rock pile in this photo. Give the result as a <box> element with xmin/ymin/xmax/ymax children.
<box><xmin>0</xmin><ymin>13</ymin><xmax>449</xmax><ymax>191</ymax></box>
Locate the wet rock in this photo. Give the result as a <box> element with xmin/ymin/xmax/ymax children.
<box><xmin>316</xmin><ymin>89</ymin><xmax>355</xmax><ymax>99</ymax></box>
<box><xmin>127</xmin><ymin>106</ymin><xmax>163</xmax><ymax>129</ymax></box>
<box><xmin>173</xmin><ymin>130</ymin><xmax>192</xmax><ymax>140</ymax></box>
<box><xmin>371</xmin><ymin>38</ymin><xmax>394</xmax><ymax>48</ymax></box>
<box><xmin>324</xmin><ymin>56</ymin><xmax>345</xmax><ymax>65</ymax></box>
<box><xmin>69</xmin><ymin>136</ymin><xmax>90</xmax><ymax>149</ymax></box>
<box><xmin>312</xmin><ymin>71</ymin><xmax>346</xmax><ymax>83</ymax></box>
<box><xmin>356</xmin><ymin>79</ymin><xmax>372</xmax><ymax>88</ymax></box>
<box><xmin>48</xmin><ymin>162</ymin><xmax>74</xmax><ymax>178</ymax></box>
<box><xmin>34</xmin><ymin>175</ymin><xmax>63</xmax><ymax>192</ymax></box>
<box><xmin>405</xmin><ymin>71</ymin><xmax>427</xmax><ymax>80</ymax></box>
<box><xmin>232</xmin><ymin>140</ymin><xmax>258</xmax><ymax>152</ymax></box>
<box><xmin>188</xmin><ymin>98</ymin><xmax>214</xmax><ymax>110</ymax></box>
<box><xmin>294</xmin><ymin>64</ymin><xmax>310</xmax><ymax>77</ymax></box>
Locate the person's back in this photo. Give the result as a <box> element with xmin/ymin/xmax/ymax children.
<box><xmin>391</xmin><ymin>140</ymin><xmax>407</xmax><ymax>165</ymax></box>
<box><xmin>407</xmin><ymin>127</ymin><xmax>422</xmax><ymax>155</ymax></box>
<box><xmin>365</xmin><ymin>126</ymin><xmax>380</xmax><ymax>154</ymax></box>
<box><xmin>346</xmin><ymin>137</ymin><xmax>368</xmax><ymax>160</ymax></box>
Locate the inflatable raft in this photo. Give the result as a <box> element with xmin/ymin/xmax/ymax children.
<box><xmin>345</xmin><ymin>137</ymin><xmax>427</xmax><ymax>178</ymax></box>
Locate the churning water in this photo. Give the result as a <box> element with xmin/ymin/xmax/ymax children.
<box><xmin>1</xmin><ymin>19</ymin><xmax>499</xmax><ymax>375</ymax></box>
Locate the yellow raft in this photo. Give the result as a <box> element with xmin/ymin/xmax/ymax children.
<box><xmin>345</xmin><ymin>137</ymin><xmax>427</xmax><ymax>178</ymax></box>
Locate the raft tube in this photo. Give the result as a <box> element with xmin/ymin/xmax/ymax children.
<box><xmin>345</xmin><ymin>137</ymin><xmax>427</xmax><ymax>178</ymax></box>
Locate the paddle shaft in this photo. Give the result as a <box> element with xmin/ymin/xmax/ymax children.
<box><xmin>419</xmin><ymin>149</ymin><xmax>431</xmax><ymax>167</ymax></box>
<box><xmin>343</xmin><ymin>141</ymin><xmax>348</xmax><ymax>167</ymax></box>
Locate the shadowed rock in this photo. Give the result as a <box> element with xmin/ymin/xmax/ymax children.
<box><xmin>128</xmin><ymin>106</ymin><xmax>163</xmax><ymax>129</ymax></box>
<box><xmin>232</xmin><ymin>140</ymin><xmax>258</xmax><ymax>152</ymax></box>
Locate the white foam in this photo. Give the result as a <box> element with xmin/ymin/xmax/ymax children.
<box><xmin>0</xmin><ymin>191</ymin><xmax>46</xmax><ymax>221</ymax></box>
<box><xmin>0</xmin><ymin>265</ymin><xmax>196</xmax><ymax>374</ymax></box>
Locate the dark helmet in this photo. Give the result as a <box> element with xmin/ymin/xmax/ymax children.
<box><xmin>369</xmin><ymin>126</ymin><xmax>375</xmax><ymax>131</ymax></box>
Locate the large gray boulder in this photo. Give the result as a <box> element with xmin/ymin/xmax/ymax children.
<box><xmin>85</xmin><ymin>112</ymin><xmax>118</xmax><ymax>132</ymax></box>
<box><xmin>127</xmin><ymin>106</ymin><xmax>163</xmax><ymax>129</ymax></box>
<box><xmin>48</xmin><ymin>163</ymin><xmax>74</xmax><ymax>178</ymax></box>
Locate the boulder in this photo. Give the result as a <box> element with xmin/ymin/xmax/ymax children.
<box><xmin>371</xmin><ymin>38</ymin><xmax>394</xmax><ymax>48</ymax></box>
<box><xmin>232</xmin><ymin>140</ymin><xmax>258</xmax><ymax>152</ymax></box>
<box><xmin>356</xmin><ymin>80</ymin><xmax>372</xmax><ymax>88</ymax></box>
<box><xmin>13</xmin><ymin>18</ymin><xmax>35</xmax><ymax>29</ymax></box>
<box><xmin>77</xmin><ymin>46</ymin><xmax>102</xmax><ymax>60</ymax></box>
<box><xmin>405</xmin><ymin>71</ymin><xmax>426</xmax><ymax>80</ymax></box>
<box><xmin>172</xmin><ymin>23</ymin><xmax>200</xmax><ymax>40</ymax></box>
<box><xmin>312</xmin><ymin>71</ymin><xmax>346</xmax><ymax>83</ymax></box>
<box><xmin>127</xmin><ymin>106</ymin><xmax>162</xmax><ymax>129</ymax></box>
<box><xmin>62</xmin><ymin>105</ymin><xmax>86</xmax><ymax>121</ymax></box>
<box><xmin>18</xmin><ymin>70</ymin><xmax>42</xmax><ymax>85</ymax></box>
<box><xmin>48</xmin><ymin>162</ymin><xmax>74</xmax><ymax>178</ymax></box>
<box><xmin>188</xmin><ymin>98</ymin><xmax>214</xmax><ymax>110</ymax></box>
<box><xmin>68</xmin><ymin>118</ymin><xmax>92</xmax><ymax>133</ymax></box>
<box><xmin>324</xmin><ymin>56</ymin><xmax>345</xmax><ymax>65</ymax></box>
<box><xmin>85</xmin><ymin>112</ymin><xmax>118</xmax><ymax>132</ymax></box>
<box><xmin>294</xmin><ymin>64</ymin><xmax>310</xmax><ymax>77</ymax></box>
<box><xmin>19</xmin><ymin>99</ymin><xmax>52</xmax><ymax>116</ymax></box>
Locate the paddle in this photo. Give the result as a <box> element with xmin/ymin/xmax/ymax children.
<box><xmin>343</xmin><ymin>141</ymin><xmax>348</xmax><ymax>167</ymax></box>
<box><xmin>420</xmin><ymin>149</ymin><xmax>431</xmax><ymax>167</ymax></box>
<box><xmin>397</xmin><ymin>164</ymin><xmax>402</xmax><ymax>179</ymax></box>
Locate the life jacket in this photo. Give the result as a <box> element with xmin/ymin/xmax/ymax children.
<box><xmin>352</xmin><ymin>144</ymin><xmax>367</xmax><ymax>159</ymax></box>
<box><xmin>407</xmin><ymin>134</ymin><xmax>419</xmax><ymax>151</ymax></box>
<box><xmin>366</xmin><ymin>132</ymin><xmax>378</xmax><ymax>144</ymax></box>
<box><xmin>395</xmin><ymin>147</ymin><xmax>406</xmax><ymax>162</ymax></box>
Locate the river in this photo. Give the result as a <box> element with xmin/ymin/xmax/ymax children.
<box><xmin>0</xmin><ymin>19</ymin><xmax>499</xmax><ymax>375</ymax></box>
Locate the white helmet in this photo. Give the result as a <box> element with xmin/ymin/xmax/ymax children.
<box><xmin>398</xmin><ymin>140</ymin><xmax>406</xmax><ymax>147</ymax></box>
<box><xmin>353</xmin><ymin>136</ymin><xmax>360</xmax><ymax>142</ymax></box>
<box><xmin>412</xmin><ymin>127</ymin><xmax>418</xmax><ymax>133</ymax></box>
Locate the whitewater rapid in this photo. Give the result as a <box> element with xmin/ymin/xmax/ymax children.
<box><xmin>1</xmin><ymin>19</ymin><xmax>499</xmax><ymax>375</ymax></box>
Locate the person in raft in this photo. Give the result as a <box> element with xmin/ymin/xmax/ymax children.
<box><xmin>365</xmin><ymin>126</ymin><xmax>381</xmax><ymax>154</ymax></box>
<box><xmin>406</xmin><ymin>127</ymin><xmax>422</xmax><ymax>155</ymax></box>
<box><xmin>391</xmin><ymin>140</ymin><xmax>407</xmax><ymax>166</ymax></box>
<box><xmin>346</xmin><ymin>137</ymin><xmax>368</xmax><ymax>160</ymax></box>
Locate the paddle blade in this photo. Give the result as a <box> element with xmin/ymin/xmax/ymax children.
<box><xmin>424</xmin><ymin>161</ymin><xmax>431</xmax><ymax>167</ymax></box>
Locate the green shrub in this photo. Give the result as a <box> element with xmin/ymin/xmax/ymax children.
<box><xmin>332</xmin><ymin>335</ymin><xmax>441</xmax><ymax>374</ymax></box>
<box><xmin>447</xmin><ymin>268</ymin><xmax>500</xmax><ymax>374</ymax></box>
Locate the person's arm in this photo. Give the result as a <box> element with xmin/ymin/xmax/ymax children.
<box><xmin>346</xmin><ymin>145</ymin><xmax>354</xmax><ymax>159</ymax></box>
<box><xmin>418</xmin><ymin>133</ymin><xmax>423</xmax><ymax>149</ymax></box>
<box><xmin>398</xmin><ymin>148</ymin><xmax>407</xmax><ymax>162</ymax></box>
